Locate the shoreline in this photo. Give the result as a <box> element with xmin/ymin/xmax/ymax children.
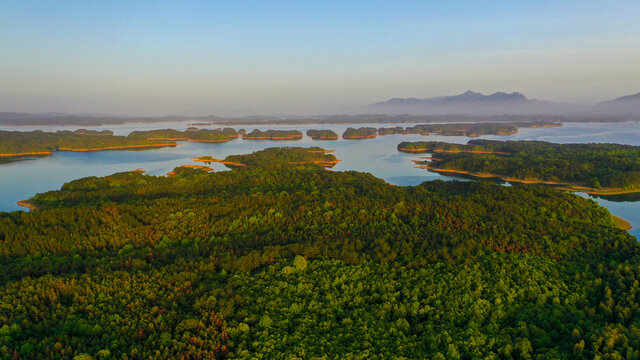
<box><xmin>193</xmin><ymin>157</ymin><xmax>246</xmax><ymax>167</ymax></box>
<box><xmin>416</xmin><ymin>164</ymin><xmax>640</xmax><ymax>195</ymax></box>
<box><xmin>309</xmin><ymin>136</ymin><xmax>339</xmax><ymax>140</ymax></box>
<box><xmin>343</xmin><ymin>134</ymin><xmax>377</xmax><ymax>139</ymax></box>
<box><xmin>612</xmin><ymin>216</ymin><xmax>633</xmax><ymax>231</ymax></box>
<box><xmin>0</xmin><ymin>151</ymin><xmax>52</xmax><ymax>157</ymax></box>
<box><xmin>167</xmin><ymin>164</ymin><xmax>214</xmax><ymax>176</ymax></box>
<box><xmin>416</xmin><ymin>164</ymin><xmax>636</xmax><ymax>231</ymax></box>
<box><xmin>16</xmin><ymin>200</ymin><xmax>35</xmax><ymax>210</ymax></box>
<box><xmin>399</xmin><ymin>148</ymin><xmax>507</xmax><ymax>155</ymax></box>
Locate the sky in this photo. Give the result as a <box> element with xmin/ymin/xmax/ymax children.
<box><xmin>1</xmin><ymin>0</ymin><xmax>639</xmax><ymax>116</ymax></box>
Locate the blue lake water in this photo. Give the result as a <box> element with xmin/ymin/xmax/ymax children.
<box><xmin>1</xmin><ymin>121</ymin><xmax>639</xmax><ymax>238</ymax></box>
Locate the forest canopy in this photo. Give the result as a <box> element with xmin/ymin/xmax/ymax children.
<box><xmin>0</xmin><ymin>146</ymin><xmax>639</xmax><ymax>359</ymax></box>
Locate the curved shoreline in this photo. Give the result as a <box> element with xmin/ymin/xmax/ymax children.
<box><xmin>416</xmin><ymin>164</ymin><xmax>640</xmax><ymax>195</ymax></box>
<box><xmin>16</xmin><ymin>200</ymin><xmax>35</xmax><ymax>210</ymax></box>
<box><xmin>167</xmin><ymin>164</ymin><xmax>214</xmax><ymax>176</ymax></box>
<box><xmin>612</xmin><ymin>216</ymin><xmax>633</xmax><ymax>230</ymax></box>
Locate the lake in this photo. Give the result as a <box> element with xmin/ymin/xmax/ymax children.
<box><xmin>1</xmin><ymin>121</ymin><xmax>639</xmax><ymax>238</ymax></box>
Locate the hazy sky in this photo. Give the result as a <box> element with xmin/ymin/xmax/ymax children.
<box><xmin>1</xmin><ymin>0</ymin><xmax>639</xmax><ymax>115</ymax></box>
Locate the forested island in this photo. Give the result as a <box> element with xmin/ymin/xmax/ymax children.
<box><xmin>343</xmin><ymin>127</ymin><xmax>378</xmax><ymax>139</ymax></box>
<box><xmin>400</xmin><ymin>139</ymin><xmax>640</xmax><ymax>194</ymax></box>
<box><xmin>378</xmin><ymin>126</ymin><xmax>409</xmax><ymax>135</ymax></box>
<box><xmin>128</xmin><ymin>128</ymin><xmax>238</xmax><ymax>142</ymax></box>
<box><xmin>0</xmin><ymin>130</ymin><xmax>176</xmax><ymax>158</ymax></box>
<box><xmin>379</xmin><ymin>121</ymin><xmax>561</xmax><ymax>137</ymax></box>
<box><xmin>306</xmin><ymin>129</ymin><xmax>339</xmax><ymax>140</ymax></box>
<box><xmin>1</xmin><ymin>147</ymin><xmax>639</xmax><ymax>358</ymax></box>
<box><xmin>242</xmin><ymin>129</ymin><xmax>303</xmax><ymax>140</ymax></box>
<box><xmin>193</xmin><ymin>147</ymin><xmax>339</xmax><ymax>169</ymax></box>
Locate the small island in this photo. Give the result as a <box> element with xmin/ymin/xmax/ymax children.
<box><xmin>400</xmin><ymin>139</ymin><xmax>640</xmax><ymax>195</ymax></box>
<box><xmin>378</xmin><ymin>127</ymin><xmax>409</xmax><ymax>135</ymax></box>
<box><xmin>242</xmin><ymin>129</ymin><xmax>303</xmax><ymax>140</ymax></box>
<box><xmin>306</xmin><ymin>129</ymin><xmax>339</xmax><ymax>140</ymax></box>
<box><xmin>219</xmin><ymin>147</ymin><xmax>339</xmax><ymax>169</ymax></box>
<box><xmin>343</xmin><ymin>127</ymin><xmax>378</xmax><ymax>139</ymax></box>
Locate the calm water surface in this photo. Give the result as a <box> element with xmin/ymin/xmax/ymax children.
<box><xmin>1</xmin><ymin>121</ymin><xmax>639</xmax><ymax>238</ymax></box>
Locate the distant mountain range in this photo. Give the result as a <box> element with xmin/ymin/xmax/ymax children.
<box><xmin>370</xmin><ymin>90</ymin><xmax>640</xmax><ymax>116</ymax></box>
<box><xmin>2</xmin><ymin>91</ymin><xmax>640</xmax><ymax>125</ymax></box>
<box><xmin>592</xmin><ymin>92</ymin><xmax>640</xmax><ymax>115</ymax></box>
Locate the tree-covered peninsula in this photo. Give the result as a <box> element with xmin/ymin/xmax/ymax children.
<box><xmin>0</xmin><ymin>130</ymin><xmax>176</xmax><ymax>158</ymax></box>
<box><xmin>400</xmin><ymin>139</ymin><xmax>640</xmax><ymax>194</ymax></box>
<box><xmin>0</xmin><ymin>128</ymin><xmax>244</xmax><ymax>161</ymax></box>
<box><xmin>1</xmin><ymin>147</ymin><xmax>639</xmax><ymax>358</ymax></box>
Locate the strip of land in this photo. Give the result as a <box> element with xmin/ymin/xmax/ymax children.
<box><xmin>403</xmin><ymin>139</ymin><xmax>640</xmax><ymax>196</ymax></box>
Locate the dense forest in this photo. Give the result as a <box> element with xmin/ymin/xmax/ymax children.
<box><xmin>0</xmin><ymin>130</ymin><xmax>175</xmax><ymax>157</ymax></box>
<box><xmin>306</xmin><ymin>129</ymin><xmax>339</xmax><ymax>140</ymax></box>
<box><xmin>343</xmin><ymin>127</ymin><xmax>378</xmax><ymax>139</ymax></box>
<box><xmin>399</xmin><ymin>139</ymin><xmax>640</xmax><ymax>192</ymax></box>
<box><xmin>0</xmin><ymin>146</ymin><xmax>639</xmax><ymax>359</ymax></box>
<box><xmin>242</xmin><ymin>130</ymin><xmax>303</xmax><ymax>140</ymax></box>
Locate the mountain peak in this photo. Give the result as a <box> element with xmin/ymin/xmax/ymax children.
<box><xmin>369</xmin><ymin>90</ymin><xmax>571</xmax><ymax>115</ymax></box>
